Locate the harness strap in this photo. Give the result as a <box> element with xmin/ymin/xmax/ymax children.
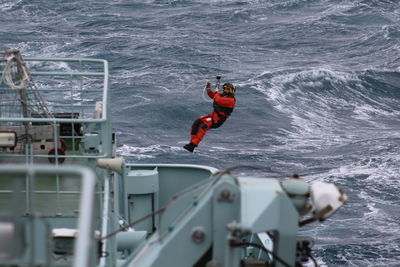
<box><xmin>213</xmin><ymin>102</ymin><xmax>233</xmax><ymax>116</ymax></box>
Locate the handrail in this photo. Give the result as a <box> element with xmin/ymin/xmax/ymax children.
<box><xmin>0</xmin><ymin>56</ymin><xmax>112</xmax><ymax>157</ymax></box>
<box><xmin>1</xmin><ymin>57</ymin><xmax>109</xmax><ymax>122</ymax></box>
<box><xmin>0</xmin><ymin>164</ymin><xmax>98</xmax><ymax>267</ymax></box>
<box><xmin>0</xmin><ymin>117</ymin><xmax>107</xmax><ymax>123</ymax></box>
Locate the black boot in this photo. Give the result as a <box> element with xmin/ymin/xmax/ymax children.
<box><xmin>183</xmin><ymin>142</ymin><xmax>197</xmax><ymax>152</ymax></box>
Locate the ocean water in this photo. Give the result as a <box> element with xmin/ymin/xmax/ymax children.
<box><xmin>1</xmin><ymin>0</ymin><xmax>400</xmax><ymax>266</ymax></box>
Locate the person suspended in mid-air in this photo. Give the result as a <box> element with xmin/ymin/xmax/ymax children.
<box><xmin>184</xmin><ymin>80</ymin><xmax>236</xmax><ymax>152</ymax></box>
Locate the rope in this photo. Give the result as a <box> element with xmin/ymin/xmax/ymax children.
<box><xmin>201</xmin><ymin>1</ymin><xmax>223</xmax><ymax>103</ymax></box>
<box><xmin>1</xmin><ymin>50</ymin><xmax>30</xmax><ymax>90</ymax></box>
<box><xmin>217</xmin><ymin>1</ymin><xmax>223</xmax><ymax>72</ymax></box>
<box><xmin>0</xmin><ymin>50</ymin><xmax>53</xmax><ymax>118</ymax></box>
<box><xmin>202</xmin><ymin>82</ymin><xmax>213</xmax><ymax>102</ymax></box>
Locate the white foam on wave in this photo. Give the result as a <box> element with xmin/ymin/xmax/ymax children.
<box><xmin>305</xmin><ymin>154</ymin><xmax>400</xmax><ymax>240</ymax></box>
<box><xmin>310</xmin><ymin>148</ymin><xmax>400</xmax><ymax>183</ymax></box>
<box><xmin>116</xmin><ymin>143</ymin><xmax>182</xmax><ymax>159</ymax></box>
<box><xmin>117</xmin><ymin>144</ymin><xmax>156</xmax><ymax>159</ymax></box>
<box><xmin>62</xmin><ymin>92</ymin><xmax>95</xmax><ymax>103</ymax></box>
<box><xmin>209</xmin><ymin>146</ymin><xmax>235</xmax><ymax>152</ymax></box>
<box><xmin>253</xmin><ymin>68</ymin><xmax>357</xmax><ymax>115</ymax></box>
<box><xmin>359</xmin><ymin>194</ymin><xmax>400</xmax><ymax>237</ymax></box>
<box><xmin>118</xmin><ymin>94</ymin><xmax>152</xmax><ymax>107</ymax></box>
<box><xmin>246</xmin><ymin>69</ymin><xmax>344</xmax><ymax>150</ymax></box>
<box><xmin>250</xmin><ymin>67</ymin><xmax>400</xmax><ymax>153</ymax></box>
<box><xmin>352</xmin><ymin>100</ymin><xmax>400</xmax><ymax>122</ymax></box>
<box><xmin>0</xmin><ymin>0</ymin><xmax>22</xmax><ymax>11</ymax></box>
<box><xmin>117</xmin><ymin>69</ymin><xmax>154</xmax><ymax>81</ymax></box>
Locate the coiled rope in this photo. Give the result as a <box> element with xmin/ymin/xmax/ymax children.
<box><xmin>0</xmin><ymin>49</ymin><xmax>53</xmax><ymax>118</ymax></box>
<box><xmin>1</xmin><ymin>49</ymin><xmax>30</xmax><ymax>90</ymax></box>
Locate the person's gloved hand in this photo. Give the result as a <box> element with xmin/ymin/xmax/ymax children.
<box><xmin>206</xmin><ymin>81</ymin><xmax>211</xmax><ymax>89</ymax></box>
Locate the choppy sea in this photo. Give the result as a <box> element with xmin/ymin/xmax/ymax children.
<box><xmin>2</xmin><ymin>0</ymin><xmax>400</xmax><ymax>266</ymax></box>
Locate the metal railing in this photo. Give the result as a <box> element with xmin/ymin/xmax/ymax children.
<box><xmin>0</xmin><ymin>57</ymin><xmax>112</xmax><ymax>163</ymax></box>
<box><xmin>0</xmin><ymin>164</ymin><xmax>97</xmax><ymax>267</ymax></box>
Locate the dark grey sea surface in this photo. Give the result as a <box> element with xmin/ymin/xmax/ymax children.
<box><xmin>1</xmin><ymin>0</ymin><xmax>400</xmax><ymax>266</ymax></box>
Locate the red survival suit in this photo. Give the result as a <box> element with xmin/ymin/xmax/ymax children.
<box><xmin>190</xmin><ymin>90</ymin><xmax>236</xmax><ymax>146</ymax></box>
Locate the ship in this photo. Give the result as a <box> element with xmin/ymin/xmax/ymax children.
<box><xmin>0</xmin><ymin>49</ymin><xmax>347</xmax><ymax>267</ymax></box>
